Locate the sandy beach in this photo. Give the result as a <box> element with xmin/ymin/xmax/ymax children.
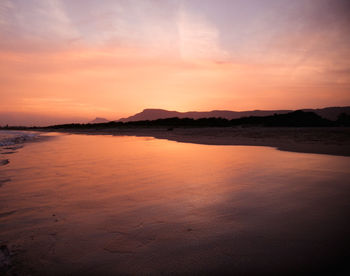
<box><xmin>1</xmin><ymin>131</ymin><xmax>350</xmax><ymax>275</ymax></box>
<box><xmin>42</xmin><ymin>127</ymin><xmax>350</xmax><ymax>157</ymax></box>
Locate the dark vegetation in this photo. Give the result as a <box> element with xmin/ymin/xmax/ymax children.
<box><xmin>1</xmin><ymin>111</ymin><xmax>350</xmax><ymax>130</ymax></box>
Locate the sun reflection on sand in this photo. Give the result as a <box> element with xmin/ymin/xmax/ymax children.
<box><xmin>0</xmin><ymin>134</ymin><xmax>349</xmax><ymax>274</ymax></box>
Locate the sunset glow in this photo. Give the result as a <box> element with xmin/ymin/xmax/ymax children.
<box><xmin>1</xmin><ymin>0</ymin><xmax>350</xmax><ymax>125</ymax></box>
<box><xmin>1</xmin><ymin>2</ymin><xmax>350</xmax><ymax>273</ymax></box>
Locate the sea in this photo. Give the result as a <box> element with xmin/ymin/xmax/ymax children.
<box><xmin>0</xmin><ymin>130</ymin><xmax>350</xmax><ymax>275</ymax></box>
<box><xmin>0</xmin><ymin>130</ymin><xmax>40</xmax><ymax>146</ymax></box>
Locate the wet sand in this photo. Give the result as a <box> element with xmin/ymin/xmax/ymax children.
<box><xmin>0</xmin><ymin>159</ymin><xmax>9</xmax><ymax>166</ymax></box>
<box><xmin>1</xmin><ymin>132</ymin><xmax>350</xmax><ymax>275</ymax></box>
<box><xmin>43</xmin><ymin>127</ymin><xmax>350</xmax><ymax>157</ymax></box>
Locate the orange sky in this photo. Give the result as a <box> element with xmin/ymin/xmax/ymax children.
<box><xmin>1</xmin><ymin>0</ymin><xmax>350</xmax><ymax>125</ymax></box>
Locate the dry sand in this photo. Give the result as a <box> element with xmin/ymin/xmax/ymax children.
<box><xmin>44</xmin><ymin>127</ymin><xmax>350</xmax><ymax>157</ymax></box>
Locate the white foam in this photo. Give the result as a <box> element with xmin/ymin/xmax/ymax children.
<box><xmin>0</xmin><ymin>131</ymin><xmax>40</xmax><ymax>146</ymax></box>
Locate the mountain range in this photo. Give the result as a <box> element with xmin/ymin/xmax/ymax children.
<box><xmin>117</xmin><ymin>106</ymin><xmax>350</xmax><ymax>122</ymax></box>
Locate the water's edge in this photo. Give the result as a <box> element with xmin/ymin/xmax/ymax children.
<box><xmin>36</xmin><ymin>127</ymin><xmax>350</xmax><ymax>157</ymax></box>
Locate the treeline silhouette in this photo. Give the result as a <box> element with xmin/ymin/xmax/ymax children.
<box><xmin>43</xmin><ymin>110</ymin><xmax>350</xmax><ymax>129</ymax></box>
<box><xmin>1</xmin><ymin>110</ymin><xmax>350</xmax><ymax>130</ymax></box>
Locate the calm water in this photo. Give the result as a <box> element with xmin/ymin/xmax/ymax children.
<box><xmin>1</xmin><ymin>132</ymin><xmax>350</xmax><ymax>275</ymax></box>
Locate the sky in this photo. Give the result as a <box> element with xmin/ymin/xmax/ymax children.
<box><xmin>0</xmin><ymin>0</ymin><xmax>350</xmax><ymax>125</ymax></box>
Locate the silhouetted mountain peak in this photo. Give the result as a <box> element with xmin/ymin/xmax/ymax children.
<box><xmin>89</xmin><ymin>117</ymin><xmax>109</xmax><ymax>124</ymax></box>
<box><xmin>143</xmin><ymin>108</ymin><xmax>167</xmax><ymax>112</ymax></box>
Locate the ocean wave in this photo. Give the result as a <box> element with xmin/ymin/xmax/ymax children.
<box><xmin>0</xmin><ymin>131</ymin><xmax>40</xmax><ymax>147</ymax></box>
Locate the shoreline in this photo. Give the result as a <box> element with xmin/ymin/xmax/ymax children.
<box><xmin>39</xmin><ymin>126</ymin><xmax>350</xmax><ymax>157</ymax></box>
<box><xmin>1</xmin><ymin>127</ymin><xmax>350</xmax><ymax>275</ymax></box>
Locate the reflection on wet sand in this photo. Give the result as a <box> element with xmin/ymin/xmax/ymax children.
<box><xmin>0</xmin><ymin>134</ymin><xmax>350</xmax><ymax>275</ymax></box>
